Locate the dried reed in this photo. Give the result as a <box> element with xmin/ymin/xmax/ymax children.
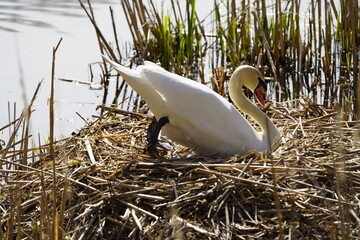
<box><xmin>1</xmin><ymin>98</ymin><xmax>360</xmax><ymax>239</ymax></box>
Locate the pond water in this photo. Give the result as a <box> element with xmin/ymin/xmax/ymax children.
<box><xmin>0</xmin><ymin>0</ymin><xmax>127</xmax><ymax>143</ymax></box>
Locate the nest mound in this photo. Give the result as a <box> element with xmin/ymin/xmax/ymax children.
<box><xmin>1</xmin><ymin>100</ymin><xmax>360</xmax><ymax>239</ymax></box>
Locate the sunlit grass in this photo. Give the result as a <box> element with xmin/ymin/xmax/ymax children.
<box><xmin>0</xmin><ymin>0</ymin><xmax>359</xmax><ymax>239</ymax></box>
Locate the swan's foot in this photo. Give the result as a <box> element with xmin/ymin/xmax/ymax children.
<box><xmin>146</xmin><ymin>116</ymin><xmax>169</xmax><ymax>157</ymax></box>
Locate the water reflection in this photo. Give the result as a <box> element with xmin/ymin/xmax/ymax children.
<box><xmin>0</xmin><ymin>0</ymin><xmax>121</xmax><ymax>143</ymax></box>
<box><xmin>0</xmin><ymin>15</ymin><xmax>54</xmax><ymax>30</ymax></box>
<box><xmin>0</xmin><ymin>0</ymin><xmax>115</xmax><ymax>32</ymax></box>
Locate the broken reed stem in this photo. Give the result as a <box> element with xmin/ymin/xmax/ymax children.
<box><xmin>22</xmin><ymin>79</ymin><xmax>44</xmax><ymax>167</ymax></box>
<box><xmin>14</xmin><ymin>42</ymin><xmax>29</xmax><ymax>168</ymax></box>
<box><xmin>109</xmin><ymin>6</ymin><xmax>122</xmax><ymax>61</ymax></box>
<box><xmin>85</xmin><ymin>0</ymin><xmax>110</xmax><ymax>114</ymax></box>
<box><xmin>50</xmin><ymin>37</ymin><xmax>62</xmax><ymax>240</ymax></box>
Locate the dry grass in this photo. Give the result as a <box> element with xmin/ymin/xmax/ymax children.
<box><xmin>1</xmin><ymin>99</ymin><xmax>360</xmax><ymax>239</ymax></box>
<box><xmin>0</xmin><ymin>1</ymin><xmax>359</xmax><ymax>238</ymax></box>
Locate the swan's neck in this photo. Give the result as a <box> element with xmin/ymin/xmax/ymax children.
<box><xmin>229</xmin><ymin>76</ymin><xmax>280</xmax><ymax>150</ymax></box>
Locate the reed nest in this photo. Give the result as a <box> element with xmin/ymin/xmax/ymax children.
<box><xmin>1</xmin><ymin>99</ymin><xmax>360</xmax><ymax>239</ymax></box>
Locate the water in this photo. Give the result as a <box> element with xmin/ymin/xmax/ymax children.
<box><xmin>0</xmin><ymin>0</ymin><xmax>127</xmax><ymax>143</ymax></box>
<box><xmin>0</xmin><ymin>0</ymin><xmax>214</xmax><ymax>145</ymax></box>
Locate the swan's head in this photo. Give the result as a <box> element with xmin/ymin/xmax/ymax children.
<box><xmin>229</xmin><ymin>65</ymin><xmax>267</xmax><ymax>105</ymax></box>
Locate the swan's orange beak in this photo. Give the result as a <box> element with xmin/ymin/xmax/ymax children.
<box><xmin>255</xmin><ymin>85</ymin><xmax>266</xmax><ymax>105</ymax></box>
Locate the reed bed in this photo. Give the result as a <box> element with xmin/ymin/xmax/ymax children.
<box><xmin>1</xmin><ymin>99</ymin><xmax>360</xmax><ymax>239</ymax></box>
<box><xmin>99</xmin><ymin>0</ymin><xmax>359</xmax><ymax>118</ymax></box>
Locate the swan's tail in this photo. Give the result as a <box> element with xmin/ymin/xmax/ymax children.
<box><xmin>102</xmin><ymin>55</ymin><xmax>141</xmax><ymax>80</ymax></box>
<box><xmin>102</xmin><ymin>55</ymin><xmax>158</xmax><ymax>107</ymax></box>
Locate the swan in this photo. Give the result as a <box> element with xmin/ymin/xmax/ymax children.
<box><xmin>102</xmin><ymin>55</ymin><xmax>280</xmax><ymax>156</ymax></box>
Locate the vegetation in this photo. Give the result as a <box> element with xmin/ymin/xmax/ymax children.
<box><xmin>0</xmin><ymin>0</ymin><xmax>359</xmax><ymax>239</ymax></box>
<box><xmin>103</xmin><ymin>0</ymin><xmax>359</xmax><ymax>119</ymax></box>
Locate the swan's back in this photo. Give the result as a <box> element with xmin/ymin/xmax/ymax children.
<box><xmin>138</xmin><ymin>66</ymin><xmax>260</xmax><ymax>154</ymax></box>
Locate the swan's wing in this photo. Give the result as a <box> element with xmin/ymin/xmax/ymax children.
<box><xmin>139</xmin><ymin>65</ymin><xmax>233</xmax><ymax>118</ymax></box>
<box><xmin>138</xmin><ymin>66</ymin><xmax>255</xmax><ymax>140</ymax></box>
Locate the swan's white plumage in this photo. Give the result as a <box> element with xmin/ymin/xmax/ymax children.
<box><xmin>103</xmin><ymin>55</ymin><xmax>280</xmax><ymax>155</ymax></box>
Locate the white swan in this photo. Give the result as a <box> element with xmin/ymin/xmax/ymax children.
<box><xmin>103</xmin><ymin>55</ymin><xmax>280</xmax><ymax>156</ymax></box>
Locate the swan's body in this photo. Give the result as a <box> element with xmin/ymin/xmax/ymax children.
<box><xmin>103</xmin><ymin>55</ymin><xmax>280</xmax><ymax>155</ymax></box>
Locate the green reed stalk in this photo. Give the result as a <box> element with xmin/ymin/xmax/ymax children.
<box><xmin>214</xmin><ymin>1</ymin><xmax>225</xmax><ymax>67</ymax></box>
<box><xmin>186</xmin><ymin>0</ymin><xmax>196</xmax><ymax>66</ymax></box>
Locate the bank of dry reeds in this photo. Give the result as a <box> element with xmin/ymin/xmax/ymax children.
<box><xmin>1</xmin><ymin>98</ymin><xmax>360</xmax><ymax>239</ymax></box>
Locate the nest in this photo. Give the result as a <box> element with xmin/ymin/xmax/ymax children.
<box><xmin>1</xmin><ymin>99</ymin><xmax>360</xmax><ymax>239</ymax></box>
